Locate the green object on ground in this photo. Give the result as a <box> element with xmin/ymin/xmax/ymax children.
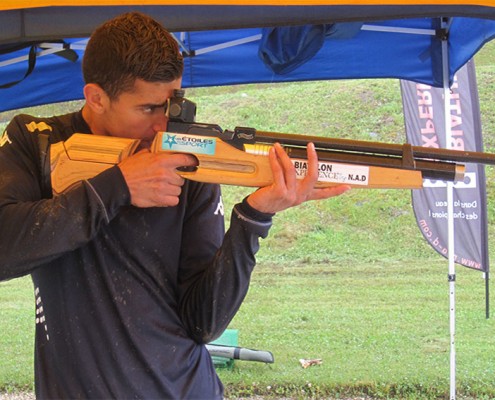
<box><xmin>209</xmin><ymin>329</ymin><xmax>239</xmax><ymax>369</ymax></box>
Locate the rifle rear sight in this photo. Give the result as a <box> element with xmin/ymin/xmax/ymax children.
<box><xmin>167</xmin><ymin>89</ymin><xmax>197</xmax><ymax>123</ymax></box>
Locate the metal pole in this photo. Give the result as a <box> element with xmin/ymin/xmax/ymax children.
<box><xmin>440</xmin><ymin>17</ymin><xmax>456</xmax><ymax>400</ymax></box>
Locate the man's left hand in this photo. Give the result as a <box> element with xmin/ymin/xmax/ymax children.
<box><xmin>246</xmin><ymin>142</ymin><xmax>351</xmax><ymax>214</ymax></box>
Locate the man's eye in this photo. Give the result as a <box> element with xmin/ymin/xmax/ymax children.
<box><xmin>142</xmin><ymin>104</ymin><xmax>167</xmax><ymax>114</ymax></box>
<box><xmin>142</xmin><ymin>107</ymin><xmax>153</xmax><ymax>113</ymax></box>
<box><xmin>142</xmin><ymin>106</ymin><xmax>159</xmax><ymax>114</ymax></box>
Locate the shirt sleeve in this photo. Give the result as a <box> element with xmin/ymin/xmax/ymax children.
<box><xmin>177</xmin><ymin>183</ymin><xmax>272</xmax><ymax>344</ymax></box>
<box><xmin>0</xmin><ymin>117</ymin><xmax>130</xmax><ymax>280</ymax></box>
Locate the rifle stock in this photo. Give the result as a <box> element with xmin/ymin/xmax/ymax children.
<box><xmin>49</xmin><ymin>129</ymin><xmax>454</xmax><ymax>195</ymax></box>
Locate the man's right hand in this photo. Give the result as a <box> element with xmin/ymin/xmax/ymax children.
<box><xmin>118</xmin><ymin>150</ymin><xmax>197</xmax><ymax>207</ymax></box>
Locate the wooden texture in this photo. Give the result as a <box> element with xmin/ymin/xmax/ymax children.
<box><xmin>50</xmin><ymin>134</ymin><xmax>140</xmax><ymax>194</ymax></box>
<box><xmin>50</xmin><ymin>132</ymin><xmax>424</xmax><ymax>194</ymax></box>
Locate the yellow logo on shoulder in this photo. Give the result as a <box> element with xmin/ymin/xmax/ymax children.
<box><xmin>0</xmin><ymin>130</ymin><xmax>12</xmax><ymax>147</ymax></box>
<box><xmin>25</xmin><ymin>121</ymin><xmax>53</xmax><ymax>133</ymax></box>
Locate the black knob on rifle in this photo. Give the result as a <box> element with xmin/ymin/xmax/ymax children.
<box><xmin>168</xmin><ymin>89</ymin><xmax>197</xmax><ymax>123</ymax></box>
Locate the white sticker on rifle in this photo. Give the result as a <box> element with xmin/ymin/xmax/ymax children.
<box><xmin>292</xmin><ymin>159</ymin><xmax>370</xmax><ymax>185</ymax></box>
<box><xmin>160</xmin><ymin>133</ymin><xmax>216</xmax><ymax>155</ymax></box>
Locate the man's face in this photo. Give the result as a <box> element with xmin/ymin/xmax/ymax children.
<box><xmin>101</xmin><ymin>78</ymin><xmax>182</xmax><ymax>148</ymax></box>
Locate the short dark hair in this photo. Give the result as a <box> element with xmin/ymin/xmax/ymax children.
<box><xmin>82</xmin><ymin>12</ymin><xmax>184</xmax><ymax>99</ymax></box>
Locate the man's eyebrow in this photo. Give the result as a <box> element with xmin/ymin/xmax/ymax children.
<box><xmin>138</xmin><ymin>101</ymin><xmax>168</xmax><ymax>109</ymax></box>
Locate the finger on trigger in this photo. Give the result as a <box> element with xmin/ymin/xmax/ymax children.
<box><xmin>172</xmin><ymin>153</ymin><xmax>199</xmax><ymax>169</ymax></box>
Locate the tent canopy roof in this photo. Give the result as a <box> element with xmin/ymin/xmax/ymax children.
<box><xmin>2</xmin><ymin>2</ymin><xmax>495</xmax><ymax>112</ymax></box>
<box><xmin>4</xmin><ymin>2</ymin><xmax>495</xmax><ymax>45</ymax></box>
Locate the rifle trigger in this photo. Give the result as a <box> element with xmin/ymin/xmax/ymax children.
<box><xmin>402</xmin><ymin>143</ymin><xmax>416</xmax><ymax>170</ymax></box>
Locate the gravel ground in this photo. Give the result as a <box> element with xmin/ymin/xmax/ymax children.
<box><xmin>0</xmin><ymin>393</ymin><xmax>35</xmax><ymax>400</ymax></box>
<box><xmin>0</xmin><ymin>394</ymin><xmax>371</xmax><ymax>400</ymax></box>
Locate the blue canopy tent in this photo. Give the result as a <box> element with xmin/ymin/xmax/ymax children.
<box><xmin>2</xmin><ymin>3</ymin><xmax>495</xmax><ymax>110</ymax></box>
<box><xmin>2</xmin><ymin>2</ymin><xmax>495</xmax><ymax>399</ymax></box>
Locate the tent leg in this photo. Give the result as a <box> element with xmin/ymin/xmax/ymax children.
<box><xmin>440</xmin><ymin>17</ymin><xmax>456</xmax><ymax>400</ymax></box>
<box><xmin>485</xmin><ymin>271</ymin><xmax>490</xmax><ymax>319</ymax></box>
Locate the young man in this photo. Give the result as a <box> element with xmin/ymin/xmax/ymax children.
<box><xmin>0</xmin><ymin>12</ymin><xmax>349</xmax><ymax>399</ymax></box>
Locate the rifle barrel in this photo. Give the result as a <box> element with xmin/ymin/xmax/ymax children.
<box><xmin>256</xmin><ymin>130</ymin><xmax>495</xmax><ymax>166</ymax></box>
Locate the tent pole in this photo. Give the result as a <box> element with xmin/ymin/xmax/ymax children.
<box><xmin>440</xmin><ymin>17</ymin><xmax>456</xmax><ymax>400</ymax></box>
<box><xmin>485</xmin><ymin>271</ymin><xmax>490</xmax><ymax>319</ymax></box>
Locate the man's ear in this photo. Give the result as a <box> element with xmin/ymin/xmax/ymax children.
<box><xmin>83</xmin><ymin>83</ymin><xmax>109</xmax><ymax>114</ymax></box>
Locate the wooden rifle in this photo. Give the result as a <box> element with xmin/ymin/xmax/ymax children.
<box><xmin>49</xmin><ymin>90</ymin><xmax>495</xmax><ymax>194</ymax></box>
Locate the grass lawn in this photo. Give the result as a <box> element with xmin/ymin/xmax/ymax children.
<box><xmin>0</xmin><ymin>277</ymin><xmax>34</xmax><ymax>393</ymax></box>
<box><xmin>219</xmin><ymin>258</ymin><xmax>495</xmax><ymax>399</ymax></box>
<box><xmin>1</xmin><ymin>259</ymin><xmax>494</xmax><ymax>399</ymax></box>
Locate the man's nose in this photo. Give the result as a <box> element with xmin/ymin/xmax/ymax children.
<box><xmin>152</xmin><ymin>111</ymin><xmax>169</xmax><ymax>132</ymax></box>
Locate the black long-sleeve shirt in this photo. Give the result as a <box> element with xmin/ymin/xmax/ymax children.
<box><xmin>0</xmin><ymin>111</ymin><xmax>272</xmax><ymax>399</ymax></box>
